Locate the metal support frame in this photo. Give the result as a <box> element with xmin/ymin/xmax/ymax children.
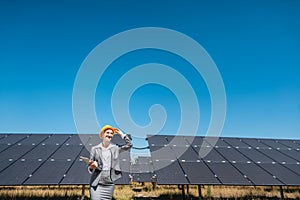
<box><xmin>280</xmin><ymin>186</ymin><xmax>284</xmax><ymax>200</ymax></box>
<box><xmin>198</xmin><ymin>185</ymin><xmax>202</xmax><ymax>200</ymax></box>
<box><xmin>81</xmin><ymin>184</ymin><xmax>86</xmax><ymax>200</ymax></box>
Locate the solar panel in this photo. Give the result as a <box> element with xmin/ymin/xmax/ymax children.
<box><xmin>180</xmin><ymin>161</ymin><xmax>220</xmax><ymax>185</ymax></box>
<box><xmin>25</xmin><ymin>160</ymin><xmax>73</xmax><ymax>185</ymax></box>
<box><xmin>0</xmin><ymin>134</ymin><xmax>132</xmax><ymax>186</ymax></box>
<box><xmin>213</xmin><ymin>138</ymin><xmax>231</xmax><ymax>148</ymax></box>
<box><xmin>284</xmin><ymin>164</ymin><xmax>300</xmax><ymax>176</ymax></box>
<box><xmin>242</xmin><ymin>138</ymin><xmax>270</xmax><ymax>149</ymax></box>
<box><xmin>148</xmin><ymin>135</ymin><xmax>300</xmax><ymax>186</ymax></box>
<box><xmin>222</xmin><ymin>138</ymin><xmax>250</xmax><ymax>148</ymax></box>
<box><xmin>0</xmin><ymin>160</ymin><xmax>42</xmax><ymax>185</ymax></box>
<box><xmin>0</xmin><ymin>134</ymin><xmax>30</xmax><ymax>152</ymax></box>
<box><xmin>206</xmin><ymin>162</ymin><xmax>252</xmax><ymax>185</ymax></box>
<box><xmin>185</xmin><ymin>136</ymin><xmax>203</xmax><ymax>146</ymax></box>
<box><xmin>149</xmin><ymin>145</ymin><xmax>177</xmax><ymax>161</ymax></box>
<box><xmin>257</xmin><ymin>148</ymin><xmax>297</xmax><ymax>164</ymax></box>
<box><xmin>152</xmin><ymin>160</ymin><xmax>188</xmax><ymax>184</ymax></box>
<box><xmin>278</xmin><ymin>140</ymin><xmax>300</xmax><ymax>149</ymax></box>
<box><xmin>60</xmin><ymin>160</ymin><xmax>90</xmax><ymax>184</ymax></box>
<box><xmin>215</xmin><ymin>147</ymin><xmax>249</xmax><ymax>163</ymax></box>
<box><xmin>1</xmin><ymin>134</ymin><xmax>300</xmax><ymax>187</ymax></box>
<box><xmin>195</xmin><ymin>147</ymin><xmax>225</xmax><ymax>162</ymax></box>
<box><xmin>232</xmin><ymin>163</ymin><xmax>282</xmax><ymax>185</ymax></box>
<box><xmin>0</xmin><ymin>160</ymin><xmax>12</xmax><ymax>173</ymax></box>
<box><xmin>236</xmin><ymin>148</ymin><xmax>274</xmax><ymax>163</ymax></box>
<box><xmin>260</xmin><ymin>139</ymin><xmax>291</xmax><ymax>150</ymax></box>
<box><xmin>173</xmin><ymin>146</ymin><xmax>200</xmax><ymax>162</ymax></box>
<box><xmin>260</xmin><ymin>163</ymin><xmax>300</xmax><ymax>185</ymax></box>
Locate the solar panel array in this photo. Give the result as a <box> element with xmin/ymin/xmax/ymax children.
<box><xmin>1</xmin><ymin>133</ymin><xmax>300</xmax><ymax>186</ymax></box>
<box><xmin>0</xmin><ymin>134</ymin><xmax>131</xmax><ymax>186</ymax></box>
<box><xmin>147</xmin><ymin>135</ymin><xmax>300</xmax><ymax>186</ymax></box>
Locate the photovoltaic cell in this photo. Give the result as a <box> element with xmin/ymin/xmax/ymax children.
<box><xmin>0</xmin><ymin>160</ymin><xmax>42</xmax><ymax>185</ymax></box>
<box><xmin>0</xmin><ymin>144</ymin><xmax>36</xmax><ymax>160</ymax></box>
<box><xmin>212</xmin><ymin>138</ymin><xmax>231</xmax><ymax>148</ymax></box>
<box><xmin>153</xmin><ymin>160</ymin><xmax>188</xmax><ymax>184</ymax></box>
<box><xmin>237</xmin><ymin>148</ymin><xmax>274</xmax><ymax>163</ymax></box>
<box><xmin>40</xmin><ymin>134</ymin><xmax>71</xmax><ymax>145</ymax></box>
<box><xmin>24</xmin><ymin>160</ymin><xmax>72</xmax><ymax>185</ymax></box>
<box><xmin>172</xmin><ymin>146</ymin><xmax>199</xmax><ymax>161</ymax></box>
<box><xmin>194</xmin><ymin>147</ymin><xmax>225</xmax><ymax>162</ymax></box>
<box><xmin>278</xmin><ymin>140</ymin><xmax>300</xmax><ymax>149</ymax></box>
<box><xmin>0</xmin><ymin>134</ymin><xmax>29</xmax><ymax>152</ymax></box>
<box><xmin>180</xmin><ymin>161</ymin><xmax>220</xmax><ymax>185</ymax></box>
<box><xmin>257</xmin><ymin>148</ymin><xmax>298</xmax><ymax>164</ymax></box>
<box><xmin>260</xmin><ymin>139</ymin><xmax>291</xmax><ymax>150</ymax></box>
<box><xmin>206</xmin><ymin>162</ymin><xmax>251</xmax><ymax>185</ymax></box>
<box><xmin>19</xmin><ymin>134</ymin><xmax>49</xmax><ymax>145</ymax></box>
<box><xmin>51</xmin><ymin>145</ymin><xmax>84</xmax><ymax>160</ymax></box>
<box><xmin>260</xmin><ymin>163</ymin><xmax>300</xmax><ymax>185</ymax></box>
<box><xmin>0</xmin><ymin>134</ymin><xmax>29</xmax><ymax>144</ymax></box>
<box><xmin>149</xmin><ymin>145</ymin><xmax>177</xmax><ymax>161</ymax></box>
<box><xmin>284</xmin><ymin>164</ymin><xmax>300</xmax><ymax>176</ymax></box>
<box><xmin>223</xmin><ymin>138</ymin><xmax>251</xmax><ymax>148</ymax></box>
<box><xmin>22</xmin><ymin>145</ymin><xmax>60</xmax><ymax>160</ymax></box>
<box><xmin>185</xmin><ymin>136</ymin><xmax>203</xmax><ymax>146</ymax></box>
<box><xmin>216</xmin><ymin>147</ymin><xmax>249</xmax><ymax>163</ymax></box>
<box><xmin>242</xmin><ymin>138</ymin><xmax>270</xmax><ymax>149</ymax></box>
<box><xmin>232</xmin><ymin>163</ymin><xmax>282</xmax><ymax>185</ymax></box>
<box><xmin>0</xmin><ymin>160</ymin><xmax>12</xmax><ymax>173</ymax></box>
<box><xmin>60</xmin><ymin>160</ymin><xmax>90</xmax><ymax>185</ymax></box>
<box><xmin>276</xmin><ymin>149</ymin><xmax>300</xmax><ymax>162</ymax></box>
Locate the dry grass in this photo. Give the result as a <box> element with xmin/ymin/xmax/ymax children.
<box><xmin>0</xmin><ymin>184</ymin><xmax>300</xmax><ymax>200</ymax></box>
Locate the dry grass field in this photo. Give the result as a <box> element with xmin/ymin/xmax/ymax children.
<box><xmin>0</xmin><ymin>183</ymin><xmax>300</xmax><ymax>199</ymax></box>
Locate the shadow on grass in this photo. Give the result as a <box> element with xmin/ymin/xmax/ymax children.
<box><xmin>133</xmin><ymin>194</ymin><xmax>289</xmax><ymax>200</ymax></box>
<box><xmin>0</xmin><ymin>195</ymin><xmax>292</xmax><ymax>200</ymax></box>
<box><xmin>0</xmin><ymin>196</ymin><xmax>88</xmax><ymax>200</ymax></box>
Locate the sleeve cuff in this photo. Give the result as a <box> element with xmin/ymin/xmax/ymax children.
<box><xmin>120</xmin><ymin>132</ymin><xmax>126</xmax><ymax>139</ymax></box>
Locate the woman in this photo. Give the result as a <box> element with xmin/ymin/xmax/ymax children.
<box><xmin>88</xmin><ymin>125</ymin><xmax>132</xmax><ymax>200</ymax></box>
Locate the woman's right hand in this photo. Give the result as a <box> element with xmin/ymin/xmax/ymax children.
<box><xmin>89</xmin><ymin>161</ymin><xmax>98</xmax><ymax>170</ymax></box>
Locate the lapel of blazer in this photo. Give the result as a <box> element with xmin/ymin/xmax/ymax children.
<box><xmin>93</xmin><ymin>144</ymin><xmax>103</xmax><ymax>166</ymax></box>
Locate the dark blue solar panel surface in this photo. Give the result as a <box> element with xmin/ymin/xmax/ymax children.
<box><xmin>232</xmin><ymin>163</ymin><xmax>282</xmax><ymax>185</ymax></box>
<box><xmin>2</xmin><ymin>134</ymin><xmax>300</xmax><ymax>186</ymax></box>
<box><xmin>260</xmin><ymin>163</ymin><xmax>300</xmax><ymax>185</ymax></box>
<box><xmin>148</xmin><ymin>135</ymin><xmax>300</xmax><ymax>186</ymax></box>
<box><xmin>0</xmin><ymin>134</ymin><xmax>132</xmax><ymax>186</ymax></box>
<box><xmin>278</xmin><ymin>140</ymin><xmax>300</xmax><ymax>149</ymax></box>
<box><xmin>237</xmin><ymin>148</ymin><xmax>274</xmax><ymax>163</ymax></box>
<box><xmin>180</xmin><ymin>161</ymin><xmax>220</xmax><ymax>185</ymax></box>
<box><xmin>153</xmin><ymin>160</ymin><xmax>188</xmax><ymax>184</ymax></box>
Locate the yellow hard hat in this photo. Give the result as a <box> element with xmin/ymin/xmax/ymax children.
<box><xmin>99</xmin><ymin>125</ymin><xmax>117</xmax><ymax>137</ymax></box>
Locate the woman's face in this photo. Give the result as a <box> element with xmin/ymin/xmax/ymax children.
<box><xmin>103</xmin><ymin>129</ymin><xmax>114</xmax><ymax>142</ymax></box>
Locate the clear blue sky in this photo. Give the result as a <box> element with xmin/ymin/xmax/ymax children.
<box><xmin>0</xmin><ymin>0</ymin><xmax>299</xmax><ymax>140</ymax></box>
